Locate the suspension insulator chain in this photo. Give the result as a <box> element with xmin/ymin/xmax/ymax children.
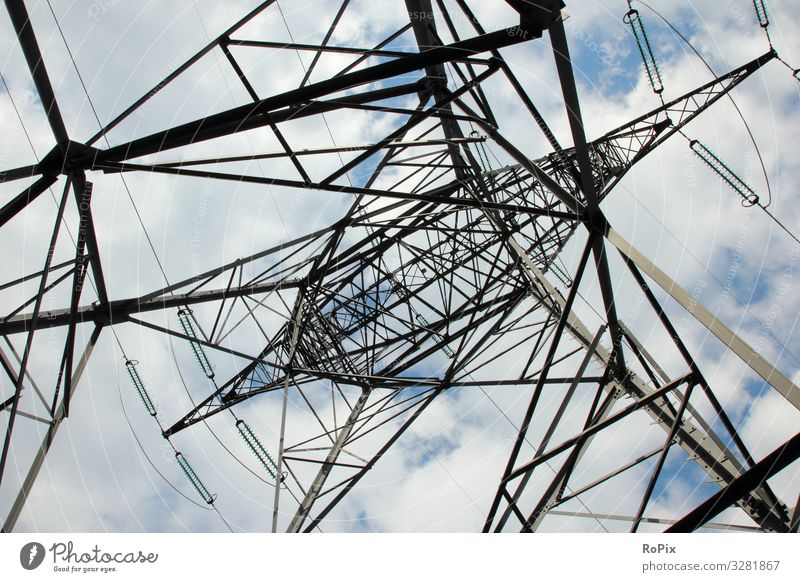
<box><xmin>624</xmin><ymin>8</ymin><xmax>664</xmax><ymax>94</ymax></box>
<box><xmin>415</xmin><ymin>313</ymin><xmax>455</xmax><ymax>358</ymax></box>
<box><xmin>547</xmin><ymin>259</ymin><xmax>573</xmax><ymax>289</ymax></box>
<box><xmin>177</xmin><ymin>308</ymin><xmax>215</xmax><ymax>379</ymax></box>
<box><xmin>469</xmin><ymin>131</ymin><xmax>493</xmax><ymax>173</ymax></box>
<box><xmin>175</xmin><ymin>452</ymin><xmax>216</xmax><ymax>504</ymax></box>
<box><xmin>124</xmin><ymin>359</ymin><xmax>158</xmax><ymax>417</ymax></box>
<box><xmin>236</xmin><ymin>419</ymin><xmax>281</xmax><ymax>482</ymax></box>
<box><xmin>690</xmin><ymin>140</ymin><xmax>760</xmax><ymax>207</ymax></box>
<box><xmin>753</xmin><ymin>0</ymin><xmax>769</xmax><ymax>28</ymax></box>
<box><xmin>750</xmin><ymin>0</ymin><xmax>799</xmax><ymax>83</ymax></box>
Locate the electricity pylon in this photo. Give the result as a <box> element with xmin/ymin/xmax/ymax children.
<box><xmin>1</xmin><ymin>0</ymin><xmax>798</xmax><ymax>533</ymax></box>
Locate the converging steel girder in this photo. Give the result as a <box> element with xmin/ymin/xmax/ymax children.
<box><xmin>480</xmin><ymin>15</ymin><xmax>792</xmax><ymax>532</ymax></box>
<box><xmin>1</xmin><ymin>0</ymin><xmax>797</xmax><ymax>534</ymax></box>
<box><xmin>0</xmin><ymin>0</ymin><xmax>554</xmax><ymax>531</ymax></box>
<box><xmin>0</xmin><ymin>45</ymin><xmax>771</xmax><ymax>337</ymax></box>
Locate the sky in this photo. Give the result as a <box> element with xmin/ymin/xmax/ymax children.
<box><xmin>0</xmin><ymin>0</ymin><xmax>799</xmax><ymax>533</ymax></box>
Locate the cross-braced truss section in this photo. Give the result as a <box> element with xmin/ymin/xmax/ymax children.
<box><xmin>1</xmin><ymin>0</ymin><xmax>798</xmax><ymax>533</ymax></box>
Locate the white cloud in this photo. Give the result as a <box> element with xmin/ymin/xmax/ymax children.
<box><xmin>1</xmin><ymin>0</ymin><xmax>798</xmax><ymax>534</ymax></box>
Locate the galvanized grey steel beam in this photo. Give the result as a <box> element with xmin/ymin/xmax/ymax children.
<box><xmin>606</xmin><ymin>227</ymin><xmax>800</xmax><ymax>411</ymax></box>
<box><xmin>287</xmin><ymin>388</ymin><xmax>371</xmax><ymax>532</ymax></box>
<box><xmin>273</xmin><ymin>294</ymin><xmax>306</xmax><ymax>533</ymax></box>
<box><xmin>494</xmin><ymin>235</ymin><xmax>790</xmax><ymax>531</ymax></box>
<box><xmin>666</xmin><ymin>430</ymin><xmax>800</xmax><ymax>533</ymax></box>
<box><xmin>546</xmin><ymin>510</ymin><xmax>759</xmax><ymax>532</ymax></box>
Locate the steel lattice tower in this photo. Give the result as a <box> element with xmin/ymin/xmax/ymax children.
<box><xmin>1</xmin><ymin>0</ymin><xmax>799</xmax><ymax>533</ymax></box>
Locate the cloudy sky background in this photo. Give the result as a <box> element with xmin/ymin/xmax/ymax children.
<box><xmin>0</xmin><ymin>0</ymin><xmax>799</xmax><ymax>532</ymax></box>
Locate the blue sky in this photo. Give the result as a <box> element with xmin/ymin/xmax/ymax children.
<box><xmin>0</xmin><ymin>0</ymin><xmax>799</xmax><ymax>533</ymax></box>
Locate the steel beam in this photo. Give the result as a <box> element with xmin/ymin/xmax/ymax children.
<box><xmin>4</xmin><ymin>0</ymin><xmax>69</xmax><ymax>143</ymax></box>
<box><xmin>2</xmin><ymin>324</ymin><xmax>102</xmax><ymax>532</ymax></box>
<box><xmin>0</xmin><ymin>278</ymin><xmax>301</xmax><ymax>336</ymax></box>
<box><xmin>272</xmin><ymin>294</ymin><xmax>306</xmax><ymax>532</ymax></box>
<box><xmin>287</xmin><ymin>388</ymin><xmax>371</xmax><ymax>532</ymax></box>
<box><xmin>666</xmin><ymin>431</ymin><xmax>800</xmax><ymax>533</ymax></box>
<box><xmin>97</xmin><ymin>26</ymin><xmax>536</xmax><ymax>163</ymax></box>
<box><xmin>607</xmin><ymin>227</ymin><xmax>800</xmax><ymax>411</ymax></box>
<box><xmin>485</xmin><ymin>233</ymin><xmax>789</xmax><ymax>531</ymax></box>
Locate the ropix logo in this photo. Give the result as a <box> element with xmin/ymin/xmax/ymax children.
<box><xmin>20</xmin><ymin>542</ymin><xmax>46</xmax><ymax>570</ymax></box>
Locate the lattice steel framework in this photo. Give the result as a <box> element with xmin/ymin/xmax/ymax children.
<box><xmin>1</xmin><ymin>0</ymin><xmax>798</xmax><ymax>533</ymax></box>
